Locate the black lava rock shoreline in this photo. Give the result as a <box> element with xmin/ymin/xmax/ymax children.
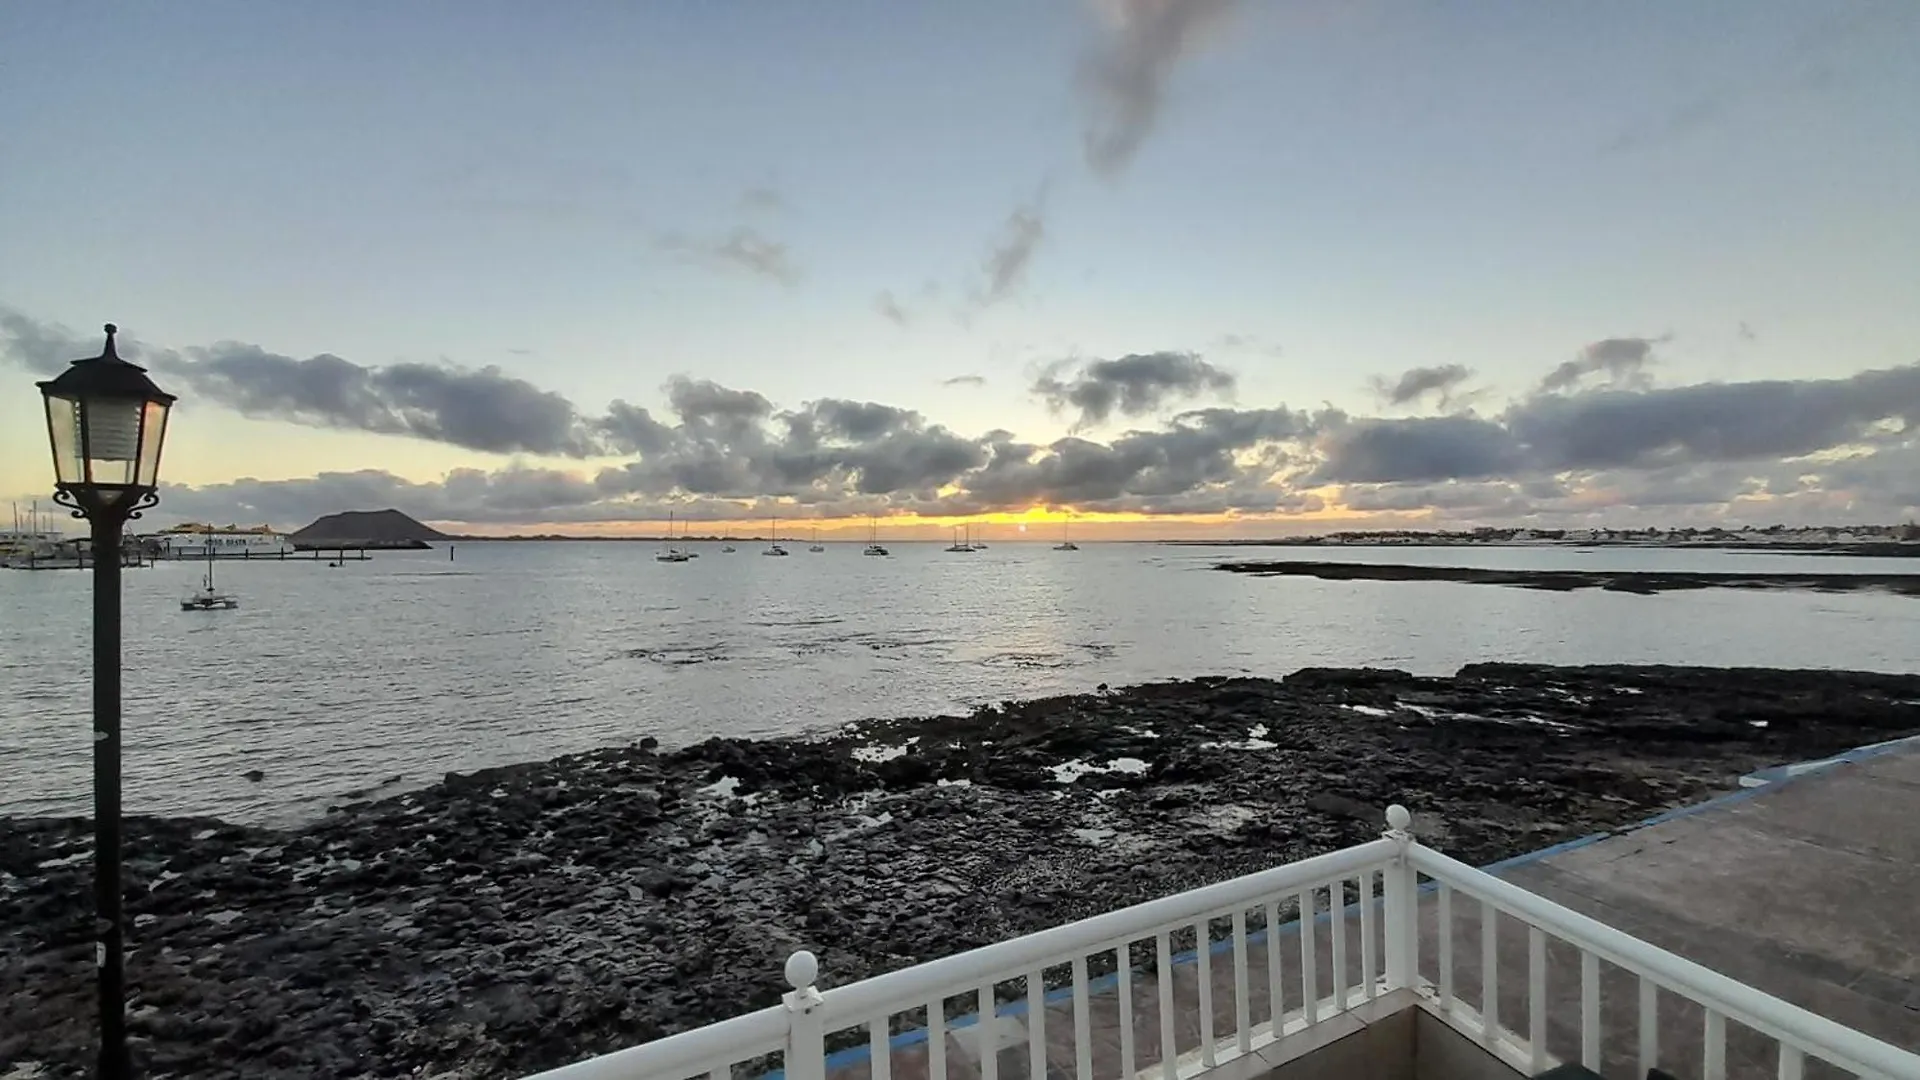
<box><xmin>1214</xmin><ymin>559</ymin><xmax>1920</xmax><ymax>595</ymax></box>
<box><xmin>6</xmin><ymin>664</ymin><xmax>1920</xmax><ymax>1078</ymax></box>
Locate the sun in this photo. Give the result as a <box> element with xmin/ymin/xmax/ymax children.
<box><xmin>1017</xmin><ymin>524</ymin><xmax>1027</xmax><ymax>533</ymax></box>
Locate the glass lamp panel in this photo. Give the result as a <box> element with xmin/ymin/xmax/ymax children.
<box><xmin>44</xmin><ymin>393</ymin><xmax>83</xmax><ymax>485</ymax></box>
<box><xmin>135</xmin><ymin>399</ymin><xmax>171</xmax><ymax>487</ymax></box>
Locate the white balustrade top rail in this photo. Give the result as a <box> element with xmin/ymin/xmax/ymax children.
<box><xmin>811</xmin><ymin>837</ymin><xmax>1398</xmax><ymax>1029</ymax></box>
<box><xmin>525</xmin><ymin>805</ymin><xmax>1920</xmax><ymax>1080</ymax></box>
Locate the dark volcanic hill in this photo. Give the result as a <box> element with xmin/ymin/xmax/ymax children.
<box><xmin>289</xmin><ymin>508</ymin><xmax>449</xmax><ymax>550</ymax></box>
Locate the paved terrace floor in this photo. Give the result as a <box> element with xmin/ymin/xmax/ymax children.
<box><xmin>819</xmin><ymin>743</ymin><xmax>1920</xmax><ymax>1080</ymax></box>
<box><xmin>1480</xmin><ymin>739</ymin><xmax>1920</xmax><ymax>1078</ymax></box>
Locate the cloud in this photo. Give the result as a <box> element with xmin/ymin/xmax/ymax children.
<box><xmin>1540</xmin><ymin>335</ymin><xmax>1668</xmax><ymax>393</ymax></box>
<box><xmin>657</xmin><ymin>227</ymin><xmax>801</xmax><ymax>286</ymax></box>
<box><xmin>942</xmin><ymin>374</ymin><xmax>987</xmax><ymax>388</ymax></box>
<box><xmin>1078</xmin><ymin>0</ymin><xmax>1239</xmax><ymax>177</ymax></box>
<box><xmin>12</xmin><ymin>307</ymin><xmax>1920</xmax><ymax>529</ymax></box>
<box><xmin>1314</xmin><ymin>415</ymin><xmax>1521</xmax><ymax>484</ymax></box>
<box><xmin>1370</xmin><ymin>364</ymin><xmax>1474</xmax><ymax>409</ymax></box>
<box><xmin>1318</xmin><ymin>363</ymin><xmax>1920</xmax><ymax>489</ymax></box>
<box><xmin>1509</xmin><ymin>367</ymin><xmax>1920</xmax><ymax>472</ymax></box>
<box><xmin>176</xmin><ymin>342</ymin><xmax>601</xmax><ymax>457</ymax></box>
<box><xmin>0</xmin><ymin>311</ymin><xmax>91</xmax><ymax>375</ymax></box>
<box><xmin>974</xmin><ymin>203</ymin><xmax>1046</xmax><ymax>307</ymax></box>
<box><xmin>159</xmin><ymin>467</ymin><xmax>606</xmax><ymax>528</ymax></box>
<box><xmin>1033</xmin><ymin>351</ymin><xmax>1236</xmax><ymax>430</ymax></box>
<box><xmin>0</xmin><ymin>310</ymin><xmax>604</xmax><ymax>458</ymax></box>
<box><xmin>873</xmin><ymin>291</ymin><xmax>910</xmax><ymax>325</ymax></box>
<box><xmin>1211</xmin><ymin>332</ymin><xmax>1285</xmax><ymax>358</ymax></box>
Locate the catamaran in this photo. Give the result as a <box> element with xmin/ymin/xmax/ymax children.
<box><xmin>862</xmin><ymin>517</ymin><xmax>889</xmax><ymax>557</ymax></box>
<box><xmin>944</xmin><ymin>525</ymin><xmax>973</xmax><ymax>553</ymax></box>
<box><xmin>763</xmin><ymin>516</ymin><xmax>789</xmax><ymax>556</ymax></box>
<box><xmin>808</xmin><ymin>527</ymin><xmax>825</xmax><ymax>553</ymax></box>
<box><xmin>1054</xmin><ymin>520</ymin><xmax>1079</xmax><ymax>551</ymax></box>
<box><xmin>181</xmin><ymin>541</ymin><xmax>239</xmax><ymax>611</ymax></box>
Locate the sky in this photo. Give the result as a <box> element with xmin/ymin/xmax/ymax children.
<box><xmin>3</xmin><ymin>0</ymin><xmax>1919</xmax><ymax>539</ymax></box>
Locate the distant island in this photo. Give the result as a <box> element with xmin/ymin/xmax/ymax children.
<box><xmin>290</xmin><ymin>509</ymin><xmax>449</xmax><ymax>551</ymax></box>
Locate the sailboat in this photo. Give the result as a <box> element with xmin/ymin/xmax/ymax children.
<box><xmin>863</xmin><ymin>517</ymin><xmax>889</xmax><ymax>557</ymax></box>
<box><xmin>763</xmin><ymin>516</ymin><xmax>789</xmax><ymax>556</ymax></box>
<box><xmin>808</xmin><ymin>526</ymin><xmax>825</xmax><ymax>553</ymax></box>
<box><xmin>1054</xmin><ymin>520</ymin><xmax>1079</xmax><ymax>551</ymax></box>
<box><xmin>655</xmin><ymin>511</ymin><xmax>692</xmax><ymax>563</ymax></box>
<box><xmin>720</xmin><ymin>524</ymin><xmax>736</xmax><ymax>553</ymax></box>
<box><xmin>944</xmin><ymin>525</ymin><xmax>973</xmax><ymax>553</ymax></box>
<box><xmin>969</xmin><ymin>523</ymin><xmax>987</xmax><ymax>550</ymax></box>
<box><xmin>181</xmin><ymin>540</ymin><xmax>239</xmax><ymax>611</ymax></box>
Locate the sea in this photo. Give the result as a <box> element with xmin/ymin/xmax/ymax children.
<box><xmin>4</xmin><ymin>541</ymin><xmax>1919</xmax><ymax>825</ymax></box>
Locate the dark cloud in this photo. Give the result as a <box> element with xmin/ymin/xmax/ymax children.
<box><xmin>1314</xmin><ymin>415</ymin><xmax>1521</xmax><ymax>484</ymax></box>
<box><xmin>975</xmin><ymin>203</ymin><xmax>1046</xmax><ymax>307</ymax></box>
<box><xmin>175</xmin><ymin>343</ymin><xmax>599</xmax><ymax>457</ymax></box>
<box><xmin>0</xmin><ymin>311</ymin><xmax>89</xmax><ymax>375</ymax></box>
<box><xmin>1540</xmin><ymin>335</ymin><xmax>1667</xmax><ymax>392</ymax></box>
<box><xmin>942</xmin><ymin>374</ymin><xmax>987</xmax><ymax>388</ymax></box>
<box><xmin>657</xmin><ymin>227</ymin><xmax>801</xmax><ymax>286</ymax></box>
<box><xmin>1317</xmin><ymin>364</ymin><xmax>1920</xmax><ymax>488</ymax></box>
<box><xmin>959</xmin><ymin>405</ymin><xmax>1312</xmax><ymax>511</ymax></box>
<box><xmin>1510</xmin><ymin>366</ymin><xmax>1920</xmax><ymax>472</ymax></box>
<box><xmin>1078</xmin><ymin>0</ymin><xmax>1239</xmax><ymax>177</ymax></box>
<box><xmin>1033</xmin><ymin>351</ymin><xmax>1236</xmax><ymax>429</ymax></box>
<box><xmin>666</xmin><ymin>376</ymin><xmax>774</xmax><ymax>424</ymax></box>
<box><xmin>1371</xmin><ymin>364</ymin><xmax>1474</xmax><ymax>408</ymax></box>
<box><xmin>1</xmin><ymin>311</ymin><xmax>604</xmax><ymax>457</ymax></box>
<box><xmin>1338</xmin><ymin>480</ymin><xmax>1535</xmax><ymax>516</ymax></box>
<box><xmin>593</xmin><ymin>390</ymin><xmax>986</xmax><ymax>504</ymax></box>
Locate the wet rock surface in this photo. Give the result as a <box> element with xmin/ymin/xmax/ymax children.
<box><xmin>1215</xmin><ymin>559</ymin><xmax>1920</xmax><ymax>595</ymax></box>
<box><xmin>5</xmin><ymin>664</ymin><xmax>1919</xmax><ymax>1078</ymax></box>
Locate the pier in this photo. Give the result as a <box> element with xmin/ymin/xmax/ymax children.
<box><xmin>150</xmin><ymin>547</ymin><xmax>372</xmax><ymax>562</ymax></box>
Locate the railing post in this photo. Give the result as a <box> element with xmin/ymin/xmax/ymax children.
<box><xmin>1382</xmin><ymin>805</ymin><xmax>1417</xmax><ymax>990</ymax></box>
<box><xmin>783</xmin><ymin>950</ymin><xmax>827</xmax><ymax>1080</ymax></box>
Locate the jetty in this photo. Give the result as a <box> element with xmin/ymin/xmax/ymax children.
<box><xmin>525</xmin><ymin>741</ymin><xmax>1920</xmax><ymax>1080</ymax></box>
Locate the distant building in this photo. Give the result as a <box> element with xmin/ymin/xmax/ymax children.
<box><xmin>152</xmin><ymin>523</ymin><xmax>293</xmax><ymax>557</ymax></box>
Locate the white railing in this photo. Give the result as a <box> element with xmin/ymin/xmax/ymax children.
<box><xmin>525</xmin><ymin>806</ymin><xmax>1920</xmax><ymax>1080</ymax></box>
<box><xmin>1411</xmin><ymin>843</ymin><xmax>1920</xmax><ymax>1080</ymax></box>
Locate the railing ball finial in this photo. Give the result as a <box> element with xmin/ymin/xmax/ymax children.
<box><xmin>1385</xmin><ymin>804</ymin><xmax>1412</xmax><ymax>834</ymax></box>
<box><xmin>785</xmin><ymin>949</ymin><xmax>819</xmax><ymax>991</ymax></box>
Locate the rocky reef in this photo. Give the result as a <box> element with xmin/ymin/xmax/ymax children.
<box><xmin>1214</xmin><ymin>559</ymin><xmax>1920</xmax><ymax>595</ymax></box>
<box><xmin>4</xmin><ymin>664</ymin><xmax>1919</xmax><ymax>1078</ymax></box>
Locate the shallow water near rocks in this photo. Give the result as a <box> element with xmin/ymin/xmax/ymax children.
<box><xmin>3</xmin><ymin>541</ymin><xmax>1917</xmax><ymax>823</ymax></box>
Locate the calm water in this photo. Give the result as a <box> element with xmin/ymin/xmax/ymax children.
<box><xmin>4</xmin><ymin>541</ymin><xmax>1919</xmax><ymax>824</ymax></box>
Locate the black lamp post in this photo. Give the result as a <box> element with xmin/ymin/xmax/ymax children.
<box><xmin>37</xmin><ymin>323</ymin><xmax>175</xmax><ymax>1080</ymax></box>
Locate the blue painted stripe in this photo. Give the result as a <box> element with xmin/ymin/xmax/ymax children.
<box><xmin>760</xmin><ymin>733</ymin><xmax>1918</xmax><ymax>1080</ymax></box>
